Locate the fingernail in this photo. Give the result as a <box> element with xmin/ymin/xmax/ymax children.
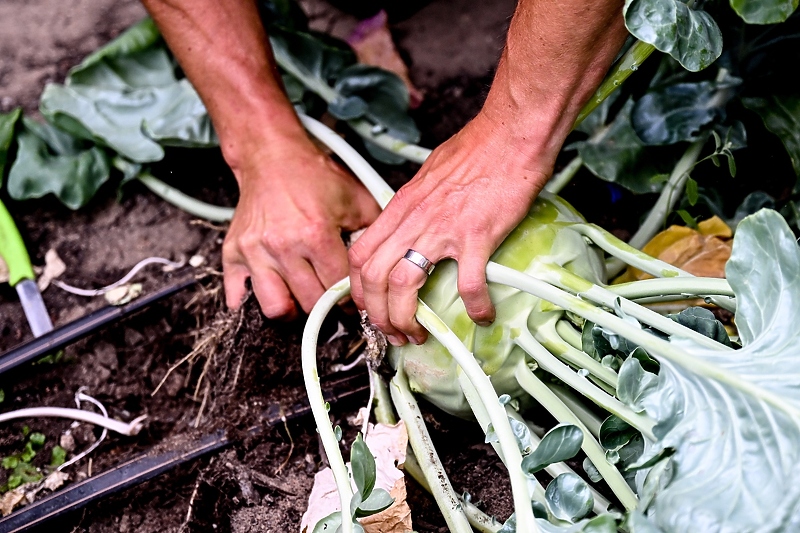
<box><xmin>387</xmin><ymin>335</ymin><xmax>402</xmax><ymax>347</ymax></box>
<box><xmin>408</xmin><ymin>336</ymin><xmax>422</xmax><ymax>345</ymax></box>
<box><xmin>477</xmin><ymin>320</ymin><xmax>493</xmax><ymax>328</ymax></box>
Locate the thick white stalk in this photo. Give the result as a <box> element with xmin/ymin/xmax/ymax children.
<box><xmin>535</xmin><ymin>322</ymin><xmax>619</xmax><ymax>390</ymax></box>
<box><xmin>514</xmin><ymin>360</ymin><xmax>639</xmax><ymax>511</ymax></box>
<box><xmin>535</xmin><ymin>263</ymin><xmax>731</xmax><ymax>351</ymax></box>
<box><xmin>545</xmin><ymin>156</ymin><xmax>583</xmax><ymax>195</ymax></box>
<box><xmin>390</xmin><ymin>369</ymin><xmax>473</xmax><ymax>533</ymax></box>
<box><xmin>608</xmin><ymin>277</ymin><xmax>734</xmax><ymax>300</ymax></box>
<box><xmin>488</xmin><ymin>261</ymin><xmax>800</xmax><ymax>423</ymax></box>
<box><xmin>555</xmin><ymin>320</ymin><xmax>583</xmax><ymax>351</ymax></box>
<box><xmin>547</xmin><ymin>385</ymin><xmax>604</xmax><ymax>438</ymax></box>
<box><xmin>298</xmin><ymin>113</ymin><xmax>396</xmax><ymax>208</ymax></box>
<box><xmin>415</xmin><ymin>302</ymin><xmax>538</xmax><ymax>532</ymax></box>
<box><xmin>137</xmin><ymin>173</ymin><xmax>234</xmax><ymax>222</ymax></box>
<box><xmin>301</xmin><ymin>278</ymin><xmax>355</xmax><ymax>533</ymax></box>
<box><xmin>515</xmin><ymin>329</ymin><xmax>654</xmax><ymax>439</ymax></box>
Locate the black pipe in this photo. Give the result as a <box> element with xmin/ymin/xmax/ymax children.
<box><xmin>0</xmin><ymin>372</ymin><xmax>368</xmax><ymax>532</ymax></box>
<box><xmin>0</xmin><ymin>278</ymin><xmax>196</xmax><ymax>376</ymax></box>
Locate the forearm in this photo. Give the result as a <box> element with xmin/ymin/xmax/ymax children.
<box><xmin>141</xmin><ymin>0</ymin><xmax>307</xmax><ymax>177</ymax></box>
<box><xmin>480</xmin><ymin>0</ymin><xmax>629</xmax><ymax>175</ymax></box>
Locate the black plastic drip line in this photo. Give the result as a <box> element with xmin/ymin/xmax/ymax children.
<box><xmin>0</xmin><ymin>372</ymin><xmax>369</xmax><ymax>533</ymax></box>
<box><xmin>0</xmin><ymin>277</ymin><xmax>196</xmax><ymax>377</ymax></box>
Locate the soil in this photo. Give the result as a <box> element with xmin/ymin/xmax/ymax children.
<box><xmin>0</xmin><ymin>1</ymin><xmax>523</xmax><ymax>531</ymax></box>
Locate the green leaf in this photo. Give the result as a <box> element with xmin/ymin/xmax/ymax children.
<box><xmin>685</xmin><ymin>177</ymin><xmax>698</xmax><ymax>206</ymax></box>
<box><xmin>730</xmin><ymin>0</ymin><xmax>799</xmax><ymax>24</ymax></box>
<box><xmin>743</xmin><ymin>95</ymin><xmax>800</xmax><ymax>176</ymax></box>
<box><xmin>674</xmin><ymin>209</ymin><xmax>697</xmax><ymax>228</ymax></box>
<box><xmin>521</xmin><ymin>424</ymin><xmax>584</xmax><ymax>475</ymax></box>
<box><xmin>624</xmin><ymin>0</ymin><xmax>722</xmax><ymax>71</ymax></box>
<box><xmin>582</xmin><ymin>457</ymin><xmax>603</xmax><ymax>483</ymax></box>
<box><xmin>7</xmin><ymin>118</ymin><xmax>111</xmax><ymax>209</ymax></box>
<box><xmin>41</xmin><ymin>44</ymin><xmax>217</xmax><ymax>163</ymax></box>
<box><xmin>668</xmin><ymin>307</ymin><xmax>731</xmax><ymax>347</ymax></box>
<box><xmin>599</xmin><ymin>415</ymin><xmax>639</xmax><ymax>451</ymax></box>
<box><xmin>632</xmin><ymin>81</ymin><xmax>733</xmax><ymax>145</ymax></box>
<box><xmin>70</xmin><ymin>17</ymin><xmax>162</xmax><ymax>81</ymax></box>
<box><xmin>634</xmin><ymin>209</ymin><xmax>800</xmax><ymax>530</ymax></box>
<box><xmin>0</xmin><ymin>108</ymin><xmax>22</xmax><ymax>184</ymax></box>
<box><xmin>29</xmin><ymin>432</ymin><xmax>45</xmax><ymax>448</ymax></box>
<box><xmin>350</xmin><ymin>433</ymin><xmax>376</xmax><ymax>500</ymax></box>
<box><xmin>50</xmin><ymin>445</ymin><xmax>67</xmax><ymax>468</ymax></box>
<box><xmin>354</xmin><ymin>488</ymin><xmax>394</xmax><ymax>517</ymax></box>
<box><xmin>617</xmin><ymin>357</ymin><xmax>659</xmax><ymax>413</ymax></box>
<box><xmin>2</xmin><ymin>456</ymin><xmax>18</xmax><ymax>470</ymax></box>
<box><xmin>576</xmin><ymin>100</ymin><xmax>675</xmax><ymax>194</ymax></box>
<box><xmin>20</xmin><ymin>442</ymin><xmax>36</xmax><ymax>463</ymax></box>
<box><xmin>269</xmin><ymin>28</ymin><xmax>356</xmax><ymax>87</ymax></box>
<box><xmin>545</xmin><ymin>473</ymin><xmax>594</xmax><ymax>523</ymax></box>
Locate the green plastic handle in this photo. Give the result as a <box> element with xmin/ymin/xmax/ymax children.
<box><xmin>0</xmin><ymin>198</ymin><xmax>34</xmax><ymax>286</ymax></box>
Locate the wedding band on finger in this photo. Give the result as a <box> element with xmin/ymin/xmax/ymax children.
<box><xmin>403</xmin><ymin>249</ymin><xmax>436</xmax><ymax>276</ymax></box>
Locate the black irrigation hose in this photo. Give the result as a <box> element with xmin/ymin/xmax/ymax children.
<box><xmin>0</xmin><ymin>277</ymin><xmax>196</xmax><ymax>376</ymax></box>
<box><xmin>0</xmin><ymin>372</ymin><xmax>369</xmax><ymax>533</ymax></box>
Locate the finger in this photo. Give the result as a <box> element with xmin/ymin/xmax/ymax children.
<box><xmin>222</xmin><ymin>261</ymin><xmax>251</xmax><ymax>309</ymax></box>
<box><xmin>308</xmin><ymin>232</ymin><xmax>350</xmax><ymax>290</ymax></box>
<box><xmin>280</xmin><ymin>256</ymin><xmax>328</xmax><ymax>314</ymax></box>
<box><xmin>250</xmin><ymin>267</ymin><xmax>299</xmax><ymax>320</ymax></box>
<box><xmin>456</xmin><ymin>248</ymin><xmax>496</xmax><ymax>326</ymax></box>
<box><xmin>387</xmin><ymin>256</ymin><xmax>429</xmax><ymax>344</ymax></box>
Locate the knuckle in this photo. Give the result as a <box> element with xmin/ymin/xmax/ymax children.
<box><xmin>348</xmin><ymin>241</ymin><xmax>369</xmax><ymax>269</ymax></box>
<box><xmin>458</xmin><ymin>276</ymin><xmax>487</xmax><ymax>298</ymax></box>
<box><xmin>262</xmin><ymin>232</ymin><xmax>291</xmax><ymax>254</ymax></box>
<box><xmin>360</xmin><ymin>262</ymin><xmax>384</xmax><ymax>287</ymax></box>
<box><xmin>389</xmin><ymin>267</ymin><xmax>417</xmax><ymax>288</ymax></box>
<box><xmin>237</xmin><ymin>235</ymin><xmax>261</xmax><ymax>256</ymax></box>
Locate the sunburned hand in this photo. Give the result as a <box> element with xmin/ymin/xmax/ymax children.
<box><xmin>224</xmin><ymin>141</ymin><xmax>381</xmax><ymax>318</ymax></box>
<box><xmin>348</xmin><ymin>113</ymin><xmax>553</xmax><ymax>346</ymax></box>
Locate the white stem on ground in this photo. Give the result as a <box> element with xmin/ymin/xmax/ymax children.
<box><xmin>414</xmin><ymin>301</ymin><xmax>538</xmax><ymax>532</ymax></box>
<box><xmin>137</xmin><ymin>173</ymin><xmax>235</xmax><ymax>222</ymax></box>
<box><xmin>301</xmin><ymin>278</ymin><xmax>355</xmax><ymax>533</ymax></box>
<box><xmin>0</xmin><ymin>408</ymin><xmax>146</xmax><ymax>436</ymax></box>
<box><xmin>514</xmin><ymin>359</ymin><xmax>638</xmax><ymax>511</ymax></box>
<box><xmin>390</xmin><ymin>368</ymin><xmax>473</xmax><ymax>533</ymax></box>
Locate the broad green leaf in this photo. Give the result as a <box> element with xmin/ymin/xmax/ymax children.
<box><xmin>354</xmin><ymin>488</ymin><xmax>393</xmax><ymax>518</ymax></box>
<box><xmin>636</xmin><ymin>209</ymin><xmax>800</xmax><ymax>531</ymax></box>
<box><xmin>269</xmin><ymin>28</ymin><xmax>356</xmax><ymax>87</ymax></box>
<box><xmin>730</xmin><ymin>0</ymin><xmax>798</xmax><ymax>24</ymax></box>
<box><xmin>509</xmin><ymin>416</ymin><xmax>534</xmax><ymax>454</ymax></box>
<box><xmin>521</xmin><ymin>424</ymin><xmax>583</xmax><ymax>475</ymax></box>
<box><xmin>545</xmin><ymin>473</ymin><xmax>594</xmax><ymax>523</ymax></box>
<box><xmin>631</xmin><ymin>81</ymin><xmax>731</xmax><ymax>145</ymax></box>
<box><xmin>743</xmin><ymin>95</ymin><xmax>800</xmax><ymax>176</ymax></box>
<box><xmin>624</xmin><ymin>0</ymin><xmax>722</xmax><ymax>71</ymax></box>
<box><xmin>0</xmin><ymin>108</ymin><xmax>21</xmax><ymax>183</ymax></box>
<box><xmin>350</xmin><ymin>433</ymin><xmax>376</xmax><ymax>500</ymax></box>
<box><xmin>599</xmin><ymin>415</ymin><xmax>639</xmax><ymax>451</ymax></box>
<box><xmin>7</xmin><ymin>118</ymin><xmax>110</xmax><ymax>209</ymax></box>
<box><xmin>617</xmin><ymin>357</ymin><xmax>659</xmax><ymax>413</ymax></box>
<box><xmin>70</xmin><ymin>17</ymin><xmax>161</xmax><ymax>81</ymax></box>
<box><xmin>668</xmin><ymin>307</ymin><xmax>731</xmax><ymax>347</ymax></box>
<box><xmin>576</xmin><ymin>100</ymin><xmax>675</xmax><ymax>194</ymax></box>
<box><xmin>40</xmin><ymin>49</ymin><xmax>218</xmax><ymax>163</ymax></box>
<box><xmin>582</xmin><ymin>457</ymin><xmax>603</xmax><ymax>483</ymax></box>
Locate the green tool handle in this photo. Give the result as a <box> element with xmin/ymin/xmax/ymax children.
<box><xmin>0</xmin><ymin>198</ymin><xmax>35</xmax><ymax>286</ymax></box>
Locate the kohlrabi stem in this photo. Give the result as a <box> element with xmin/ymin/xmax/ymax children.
<box><xmin>547</xmin><ymin>385</ymin><xmax>604</xmax><ymax>438</ymax></box>
<box><xmin>390</xmin><ymin>368</ymin><xmax>473</xmax><ymax>533</ymax></box>
<box><xmin>505</xmin><ymin>408</ymin><xmax>612</xmax><ymax>515</ymax></box>
<box><xmin>456</xmin><ymin>371</ymin><xmax>548</xmax><ymax>503</ymax></box>
<box><xmin>414</xmin><ymin>301</ymin><xmax>538</xmax><ymax>532</ymax></box>
<box><xmin>574</xmin><ymin>40</ymin><xmax>657</xmax><ymax>127</ymax></box>
<box><xmin>514</xmin><ymin>359</ymin><xmax>639</xmax><ymax>511</ymax></box>
<box><xmin>555</xmin><ymin>320</ymin><xmax>583</xmax><ymax>351</ymax></box>
<box><xmin>626</xmin><ymin>137</ymin><xmax>708</xmax><ymax>253</ymax></box>
<box><xmin>370</xmin><ymin>369</ymin><xmax>397</xmax><ymax>425</ymax></box>
<box><xmin>490</xmin><ymin>262</ymin><xmax>800</xmax><ymax>424</ymax></box>
<box><xmin>516</xmin><ymin>329</ymin><xmax>654</xmax><ymax>438</ymax></box>
<box><xmin>545</xmin><ymin>155</ymin><xmax>583</xmax><ymax>195</ymax></box>
<box><xmin>609</xmin><ymin>277</ymin><xmax>734</xmax><ymax>300</ymax></box>
<box><xmin>535</xmin><ymin>321</ymin><xmax>619</xmax><ymax>390</ymax></box>
<box><xmin>536</xmin><ymin>263</ymin><xmax>732</xmax><ymax>352</ymax></box>
<box><xmin>137</xmin><ymin>173</ymin><xmax>234</xmax><ymax>222</ymax></box>
<box><xmin>299</xmin><ymin>113</ymin><xmax>396</xmax><ymax>208</ymax></box>
<box><xmin>301</xmin><ymin>278</ymin><xmax>355</xmax><ymax>533</ymax></box>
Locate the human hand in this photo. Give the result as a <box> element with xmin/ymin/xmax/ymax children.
<box><xmin>223</xmin><ymin>138</ymin><xmax>381</xmax><ymax>319</ymax></box>
<box><xmin>348</xmin><ymin>112</ymin><xmax>555</xmax><ymax>346</ymax></box>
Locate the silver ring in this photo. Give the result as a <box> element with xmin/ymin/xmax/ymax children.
<box><xmin>403</xmin><ymin>249</ymin><xmax>435</xmax><ymax>276</ymax></box>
